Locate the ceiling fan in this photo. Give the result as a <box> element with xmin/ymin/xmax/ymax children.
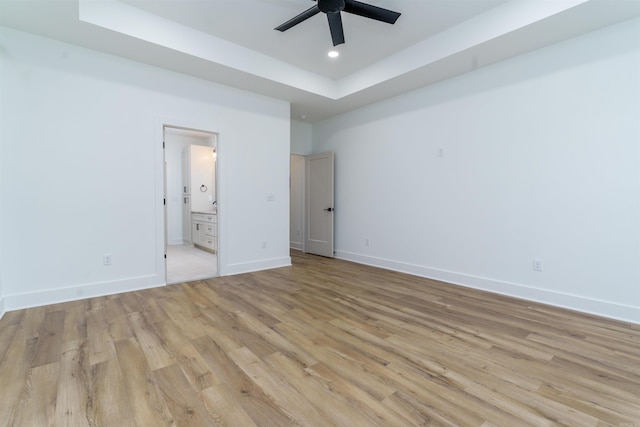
<box><xmin>275</xmin><ymin>0</ymin><xmax>401</xmax><ymax>47</ymax></box>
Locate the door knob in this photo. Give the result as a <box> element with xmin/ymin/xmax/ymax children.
<box><xmin>324</xmin><ymin>207</ymin><xmax>333</xmax><ymax>212</ymax></box>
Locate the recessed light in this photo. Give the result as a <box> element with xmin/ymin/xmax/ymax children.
<box><xmin>328</xmin><ymin>50</ymin><xmax>339</xmax><ymax>58</ymax></box>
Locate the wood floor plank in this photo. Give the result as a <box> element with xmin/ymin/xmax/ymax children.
<box><xmin>61</xmin><ymin>300</ymin><xmax>89</xmax><ymax>344</ymax></box>
<box><xmin>180</xmin><ymin>281</ymin><xmax>216</xmax><ymax>309</ymax></box>
<box><xmin>198</xmin><ymin>306</ymin><xmax>246</xmax><ymax>353</ymax></box>
<box><xmin>305</xmin><ymin>361</ymin><xmax>429</xmax><ymax>427</ymax></box>
<box><xmin>87</xmin><ymin>306</ymin><xmax>119</xmax><ymax>366</ymax></box>
<box><xmin>30</xmin><ymin>310</ymin><xmax>65</xmax><ymax>368</ymax></box>
<box><xmin>133</xmin><ymin>291</ymin><xmax>169</xmax><ymax>324</ymax></box>
<box><xmin>103</xmin><ymin>296</ymin><xmax>134</xmax><ymax>342</ymax></box>
<box><xmin>157</xmin><ymin>292</ymin><xmax>208</xmax><ymax>340</ymax></box>
<box><xmin>213</xmin><ymin>277</ymin><xmax>283</xmax><ymax>328</ymax></box>
<box><xmin>192</xmin><ymin>335</ymin><xmax>297</xmax><ymax>426</ymax></box>
<box><xmin>228</xmin><ymin>346</ymin><xmax>328</xmax><ymax>426</ymax></box>
<box><xmin>0</xmin><ymin>323</ymin><xmax>20</xmax><ymax>366</ymax></box>
<box><xmin>381</xmin><ymin>390</ymin><xmax>456</xmax><ymax>427</ymax></box>
<box><xmin>537</xmin><ymin>382</ymin><xmax>639</xmax><ymax>426</ymax></box>
<box><xmin>264</xmin><ymin>351</ymin><xmax>395</xmax><ymax>427</ymax></box>
<box><xmin>21</xmin><ymin>306</ymin><xmax>46</xmax><ymax>340</ymax></box>
<box><xmin>208</xmin><ymin>307</ymin><xmax>280</xmax><ymax>358</ymax></box>
<box><xmin>152</xmin><ymin>363</ymin><xmax>215</xmax><ymax>427</ymax></box>
<box><xmin>0</xmin><ymin>250</ymin><xmax>638</xmax><ymax>426</ymax></box>
<box><xmin>54</xmin><ymin>341</ymin><xmax>90</xmax><ymax>426</ymax></box>
<box><xmin>155</xmin><ymin>319</ymin><xmax>218</xmax><ymax>391</ymax></box>
<box><xmin>118</xmin><ymin>291</ymin><xmax>143</xmax><ymax>314</ymax></box>
<box><xmin>10</xmin><ymin>362</ymin><xmax>60</xmax><ymax>427</ymax></box>
<box><xmin>88</xmin><ymin>359</ymin><xmax>135</xmax><ymax>427</ymax></box>
<box><xmin>127</xmin><ymin>312</ymin><xmax>175</xmax><ymax>370</ymax></box>
<box><xmin>234</xmin><ymin>310</ymin><xmax>318</xmax><ymax>368</ymax></box>
<box><xmin>0</xmin><ymin>336</ymin><xmax>39</xmax><ymax>427</ymax></box>
<box><xmin>114</xmin><ymin>338</ymin><xmax>174</xmax><ymax>426</ymax></box>
<box><xmin>200</xmin><ymin>383</ymin><xmax>258</xmax><ymax>427</ymax></box>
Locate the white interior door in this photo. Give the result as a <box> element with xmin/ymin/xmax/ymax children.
<box><xmin>305</xmin><ymin>152</ymin><xmax>334</xmax><ymax>257</ymax></box>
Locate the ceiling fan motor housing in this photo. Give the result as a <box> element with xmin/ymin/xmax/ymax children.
<box><xmin>318</xmin><ymin>0</ymin><xmax>346</xmax><ymax>14</ymax></box>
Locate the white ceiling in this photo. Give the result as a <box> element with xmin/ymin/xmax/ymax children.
<box><xmin>2</xmin><ymin>0</ymin><xmax>640</xmax><ymax>122</ymax></box>
<box><xmin>121</xmin><ymin>0</ymin><xmax>508</xmax><ymax>80</ymax></box>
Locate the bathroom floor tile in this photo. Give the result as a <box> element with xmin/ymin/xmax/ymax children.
<box><xmin>166</xmin><ymin>244</ymin><xmax>217</xmax><ymax>284</ymax></box>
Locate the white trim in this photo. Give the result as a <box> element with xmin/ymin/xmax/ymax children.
<box><xmin>290</xmin><ymin>154</ymin><xmax>306</xmax><ymax>254</ymax></box>
<box><xmin>0</xmin><ymin>297</ymin><xmax>5</xmax><ymax>320</ymax></box>
<box><xmin>335</xmin><ymin>250</ymin><xmax>640</xmax><ymax>325</ymax></box>
<box><xmin>3</xmin><ymin>275</ymin><xmax>163</xmax><ymax>312</ymax></box>
<box><xmin>223</xmin><ymin>257</ymin><xmax>292</xmax><ymax>276</ymax></box>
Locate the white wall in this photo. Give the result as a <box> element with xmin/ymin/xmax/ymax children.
<box><xmin>0</xmin><ymin>27</ymin><xmax>291</xmax><ymax>310</ymax></box>
<box><xmin>312</xmin><ymin>18</ymin><xmax>640</xmax><ymax>324</ymax></box>
<box><xmin>165</xmin><ymin>134</ymin><xmax>212</xmax><ymax>245</ymax></box>
<box><xmin>291</xmin><ymin>119</ymin><xmax>313</xmax><ymax>155</ymax></box>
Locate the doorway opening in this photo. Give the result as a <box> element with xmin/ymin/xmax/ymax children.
<box><xmin>164</xmin><ymin>126</ymin><xmax>218</xmax><ymax>284</ymax></box>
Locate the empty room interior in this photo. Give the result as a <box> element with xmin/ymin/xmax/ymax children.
<box><xmin>0</xmin><ymin>1</ymin><xmax>639</xmax><ymax>426</ymax></box>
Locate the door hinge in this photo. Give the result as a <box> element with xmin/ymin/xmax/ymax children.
<box><xmin>164</xmin><ymin>198</ymin><xmax>166</xmax><ymax>205</ymax></box>
<box><xmin>164</xmin><ymin>254</ymin><xmax>167</xmax><ymax>259</ymax></box>
<box><xmin>163</xmin><ymin>141</ymin><xmax>165</xmax><ymax>149</ymax></box>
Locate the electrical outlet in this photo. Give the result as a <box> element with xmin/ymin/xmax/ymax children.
<box><xmin>438</xmin><ymin>147</ymin><xmax>445</xmax><ymax>158</ymax></box>
<box><xmin>365</xmin><ymin>238</ymin><xmax>370</xmax><ymax>246</ymax></box>
<box><xmin>533</xmin><ymin>259</ymin><xmax>543</xmax><ymax>272</ymax></box>
<box><xmin>103</xmin><ymin>254</ymin><xmax>112</xmax><ymax>266</ymax></box>
<box><xmin>262</xmin><ymin>241</ymin><xmax>267</xmax><ymax>249</ymax></box>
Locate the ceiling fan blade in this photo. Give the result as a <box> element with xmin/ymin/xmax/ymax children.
<box><xmin>275</xmin><ymin>5</ymin><xmax>321</xmax><ymax>32</ymax></box>
<box><xmin>343</xmin><ymin>0</ymin><xmax>401</xmax><ymax>24</ymax></box>
<box><xmin>326</xmin><ymin>12</ymin><xmax>345</xmax><ymax>46</ymax></box>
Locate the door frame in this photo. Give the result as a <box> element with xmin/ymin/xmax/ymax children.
<box><xmin>290</xmin><ymin>154</ymin><xmax>306</xmax><ymax>252</ymax></box>
<box><xmin>155</xmin><ymin>117</ymin><xmax>223</xmax><ymax>284</ymax></box>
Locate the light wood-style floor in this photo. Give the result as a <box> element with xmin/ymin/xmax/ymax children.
<box><xmin>1</xmin><ymin>251</ymin><xmax>639</xmax><ymax>426</ymax></box>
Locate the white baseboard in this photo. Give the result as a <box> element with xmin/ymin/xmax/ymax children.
<box><xmin>335</xmin><ymin>250</ymin><xmax>640</xmax><ymax>325</ymax></box>
<box><xmin>168</xmin><ymin>239</ymin><xmax>185</xmax><ymax>245</ymax></box>
<box><xmin>4</xmin><ymin>275</ymin><xmax>164</xmax><ymax>312</ymax></box>
<box><xmin>290</xmin><ymin>241</ymin><xmax>303</xmax><ymax>251</ymax></box>
<box><xmin>0</xmin><ymin>297</ymin><xmax>5</xmax><ymax>320</ymax></box>
<box><xmin>223</xmin><ymin>256</ymin><xmax>291</xmax><ymax>276</ymax></box>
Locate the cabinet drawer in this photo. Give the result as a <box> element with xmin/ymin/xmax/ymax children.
<box><xmin>203</xmin><ymin>224</ymin><xmax>216</xmax><ymax>236</ymax></box>
<box><xmin>202</xmin><ymin>236</ymin><xmax>216</xmax><ymax>250</ymax></box>
<box><xmin>192</xmin><ymin>213</ymin><xmax>216</xmax><ymax>223</ymax></box>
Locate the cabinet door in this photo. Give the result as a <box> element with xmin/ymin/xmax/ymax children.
<box><xmin>192</xmin><ymin>221</ymin><xmax>201</xmax><ymax>245</ymax></box>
